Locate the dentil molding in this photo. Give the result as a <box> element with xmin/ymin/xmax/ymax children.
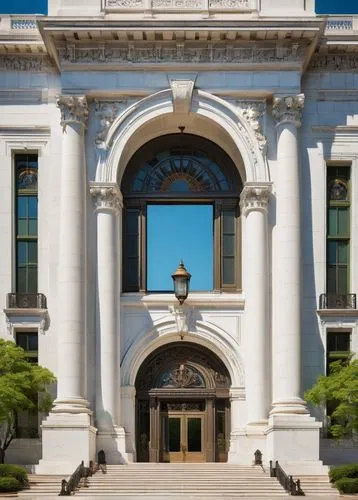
<box><xmin>240</xmin><ymin>182</ymin><xmax>272</xmax><ymax>215</ymax></box>
<box><xmin>272</xmin><ymin>94</ymin><xmax>305</xmax><ymax>127</ymax></box>
<box><xmin>90</xmin><ymin>183</ymin><xmax>123</xmax><ymax>213</ymax></box>
<box><xmin>57</xmin><ymin>96</ymin><xmax>89</xmax><ymax>129</ymax></box>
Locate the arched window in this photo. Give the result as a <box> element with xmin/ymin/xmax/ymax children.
<box><xmin>121</xmin><ymin>134</ymin><xmax>242</xmax><ymax>292</ymax></box>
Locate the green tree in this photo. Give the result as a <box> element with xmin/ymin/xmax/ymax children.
<box><xmin>304</xmin><ymin>359</ymin><xmax>358</xmax><ymax>440</ymax></box>
<box><xmin>0</xmin><ymin>339</ymin><xmax>55</xmax><ymax>463</ymax></box>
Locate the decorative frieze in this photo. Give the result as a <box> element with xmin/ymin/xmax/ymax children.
<box><xmin>0</xmin><ymin>55</ymin><xmax>54</xmax><ymax>72</ymax></box>
<box><xmin>94</xmin><ymin>100</ymin><xmax>127</xmax><ymax>144</ymax></box>
<box><xmin>104</xmin><ymin>0</ymin><xmax>252</xmax><ymax>7</ymax></box>
<box><xmin>57</xmin><ymin>96</ymin><xmax>89</xmax><ymax>129</ymax></box>
<box><xmin>209</xmin><ymin>0</ymin><xmax>249</xmax><ymax>7</ymax></box>
<box><xmin>240</xmin><ymin>183</ymin><xmax>271</xmax><ymax>215</ymax></box>
<box><xmin>272</xmin><ymin>94</ymin><xmax>304</xmax><ymax>127</ymax></box>
<box><xmin>90</xmin><ymin>183</ymin><xmax>123</xmax><ymax>213</ymax></box>
<box><xmin>58</xmin><ymin>42</ymin><xmax>307</xmax><ymax>67</ymax></box>
<box><xmin>310</xmin><ymin>54</ymin><xmax>358</xmax><ymax>72</ymax></box>
<box><xmin>152</xmin><ymin>0</ymin><xmax>203</xmax><ymax>8</ymax></box>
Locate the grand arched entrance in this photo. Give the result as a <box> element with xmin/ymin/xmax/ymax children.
<box><xmin>135</xmin><ymin>342</ymin><xmax>231</xmax><ymax>463</ymax></box>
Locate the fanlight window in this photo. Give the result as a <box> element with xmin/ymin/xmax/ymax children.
<box><xmin>121</xmin><ymin>134</ymin><xmax>242</xmax><ymax>292</ymax></box>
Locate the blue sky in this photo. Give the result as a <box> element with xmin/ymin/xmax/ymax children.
<box><xmin>147</xmin><ymin>205</ymin><xmax>213</xmax><ymax>292</ymax></box>
<box><xmin>1</xmin><ymin>0</ymin><xmax>358</xmax><ymax>14</ymax></box>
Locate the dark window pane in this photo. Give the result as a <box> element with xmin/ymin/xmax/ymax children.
<box><xmin>28</xmin><ymin>334</ymin><xmax>38</xmax><ymax>351</ymax></box>
<box><xmin>17</xmin><ymin>267</ymin><xmax>27</xmax><ymax>293</ymax></box>
<box><xmin>168</xmin><ymin>418</ymin><xmax>180</xmax><ymax>452</ymax></box>
<box><xmin>28</xmin><ymin>242</ymin><xmax>37</xmax><ymax>263</ymax></box>
<box><xmin>338</xmin><ymin>242</ymin><xmax>348</xmax><ymax>264</ymax></box>
<box><xmin>337</xmin><ymin>266</ymin><xmax>348</xmax><ymax>294</ymax></box>
<box><xmin>187</xmin><ymin>417</ymin><xmax>201</xmax><ymax>452</ymax></box>
<box><xmin>16</xmin><ymin>333</ymin><xmax>28</xmax><ymax>350</ymax></box>
<box><xmin>328</xmin><ymin>208</ymin><xmax>338</xmax><ymax>237</ymax></box>
<box><xmin>17</xmin><ymin>197</ymin><xmax>27</xmax><ymax>217</ymax></box>
<box><xmin>28</xmin><ymin>219</ymin><xmax>37</xmax><ymax>236</ymax></box>
<box><xmin>337</xmin><ymin>208</ymin><xmax>349</xmax><ymax>236</ymax></box>
<box><xmin>223</xmin><ymin>257</ymin><xmax>235</xmax><ymax>285</ymax></box>
<box><xmin>223</xmin><ymin>234</ymin><xmax>235</xmax><ymax>256</ymax></box>
<box><xmin>28</xmin><ymin>197</ymin><xmax>37</xmax><ymax>218</ymax></box>
<box><xmin>17</xmin><ymin>242</ymin><xmax>27</xmax><ymax>264</ymax></box>
<box><xmin>18</xmin><ymin>219</ymin><xmax>28</xmax><ymax>236</ymax></box>
<box><xmin>223</xmin><ymin>209</ymin><xmax>235</xmax><ymax>233</ymax></box>
<box><xmin>126</xmin><ymin>260</ymin><xmax>138</xmax><ymax>287</ymax></box>
<box><xmin>27</xmin><ymin>267</ymin><xmax>38</xmax><ymax>293</ymax></box>
<box><xmin>327</xmin><ymin>241</ymin><xmax>337</xmax><ymax>265</ymax></box>
<box><xmin>327</xmin><ymin>266</ymin><xmax>336</xmax><ymax>293</ymax></box>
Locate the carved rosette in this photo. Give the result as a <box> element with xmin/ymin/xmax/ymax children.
<box><xmin>90</xmin><ymin>183</ymin><xmax>123</xmax><ymax>214</ymax></box>
<box><xmin>272</xmin><ymin>94</ymin><xmax>304</xmax><ymax>127</ymax></box>
<box><xmin>240</xmin><ymin>183</ymin><xmax>271</xmax><ymax>215</ymax></box>
<box><xmin>57</xmin><ymin>95</ymin><xmax>89</xmax><ymax>129</ymax></box>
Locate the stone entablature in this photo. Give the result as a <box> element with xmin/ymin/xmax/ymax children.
<box><xmin>104</xmin><ymin>0</ymin><xmax>256</xmax><ymax>12</ymax></box>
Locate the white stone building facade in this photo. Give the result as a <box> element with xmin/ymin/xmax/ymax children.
<box><xmin>1</xmin><ymin>0</ymin><xmax>358</xmax><ymax>474</ymax></box>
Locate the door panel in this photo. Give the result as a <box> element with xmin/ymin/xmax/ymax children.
<box><xmin>161</xmin><ymin>412</ymin><xmax>205</xmax><ymax>462</ymax></box>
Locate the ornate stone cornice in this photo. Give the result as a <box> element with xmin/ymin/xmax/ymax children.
<box><xmin>272</xmin><ymin>94</ymin><xmax>305</xmax><ymax>127</ymax></box>
<box><xmin>240</xmin><ymin>182</ymin><xmax>271</xmax><ymax>215</ymax></box>
<box><xmin>57</xmin><ymin>95</ymin><xmax>89</xmax><ymax>129</ymax></box>
<box><xmin>90</xmin><ymin>183</ymin><xmax>123</xmax><ymax>213</ymax></box>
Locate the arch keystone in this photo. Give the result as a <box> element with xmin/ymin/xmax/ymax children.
<box><xmin>169</xmin><ymin>77</ymin><xmax>196</xmax><ymax>115</ymax></box>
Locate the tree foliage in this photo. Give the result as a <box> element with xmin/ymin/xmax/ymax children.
<box><xmin>304</xmin><ymin>359</ymin><xmax>358</xmax><ymax>440</ymax></box>
<box><xmin>0</xmin><ymin>339</ymin><xmax>55</xmax><ymax>463</ymax></box>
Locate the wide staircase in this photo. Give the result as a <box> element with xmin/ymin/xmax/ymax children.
<box><xmin>76</xmin><ymin>463</ymin><xmax>288</xmax><ymax>498</ymax></box>
<box><xmin>18</xmin><ymin>474</ymin><xmax>64</xmax><ymax>497</ymax></box>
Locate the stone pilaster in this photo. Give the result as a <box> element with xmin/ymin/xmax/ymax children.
<box><xmin>240</xmin><ymin>183</ymin><xmax>271</xmax><ymax>426</ymax></box>
<box><xmin>90</xmin><ymin>182</ymin><xmax>128</xmax><ymax>464</ymax></box>
<box><xmin>267</xmin><ymin>94</ymin><xmax>323</xmax><ymax>471</ymax></box>
<box><xmin>37</xmin><ymin>96</ymin><xmax>96</xmax><ymax>474</ymax></box>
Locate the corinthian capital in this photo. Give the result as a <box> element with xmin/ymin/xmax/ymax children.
<box><xmin>240</xmin><ymin>183</ymin><xmax>272</xmax><ymax>216</ymax></box>
<box><xmin>272</xmin><ymin>94</ymin><xmax>304</xmax><ymax>127</ymax></box>
<box><xmin>57</xmin><ymin>95</ymin><xmax>89</xmax><ymax>129</ymax></box>
<box><xmin>90</xmin><ymin>183</ymin><xmax>123</xmax><ymax>213</ymax></box>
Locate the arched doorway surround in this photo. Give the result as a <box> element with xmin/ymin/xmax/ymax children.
<box><xmin>94</xmin><ymin>88</ymin><xmax>269</xmax><ymax>184</ymax></box>
<box><xmin>135</xmin><ymin>342</ymin><xmax>231</xmax><ymax>463</ymax></box>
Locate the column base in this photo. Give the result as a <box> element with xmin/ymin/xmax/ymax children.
<box><xmin>96</xmin><ymin>426</ymin><xmax>129</xmax><ymax>464</ymax></box>
<box><xmin>266</xmin><ymin>413</ymin><xmax>324</xmax><ymax>473</ymax></box>
<box><xmin>228</xmin><ymin>423</ymin><xmax>267</xmax><ymax>465</ymax></box>
<box><xmin>270</xmin><ymin>397</ymin><xmax>309</xmax><ymax>415</ymax></box>
<box><xmin>36</xmin><ymin>412</ymin><xmax>97</xmax><ymax>475</ymax></box>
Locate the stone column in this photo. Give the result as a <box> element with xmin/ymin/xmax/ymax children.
<box><xmin>267</xmin><ymin>95</ymin><xmax>323</xmax><ymax>471</ymax></box>
<box><xmin>240</xmin><ymin>183</ymin><xmax>271</xmax><ymax>425</ymax></box>
<box><xmin>37</xmin><ymin>96</ymin><xmax>96</xmax><ymax>474</ymax></box>
<box><xmin>271</xmin><ymin>94</ymin><xmax>307</xmax><ymax>416</ymax></box>
<box><xmin>90</xmin><ymin>183</ymin><xmax>127</xmax><ymax>464</ymax></box>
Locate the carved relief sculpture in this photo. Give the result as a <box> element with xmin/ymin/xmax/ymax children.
<box><xmin>272</xmin><ymin>94</ymin><xmax>305</xmax><ymax>126</ymax></box>
<box><xmin>57</xmin><ymin>95</ymin><xmax>89</xmax><ymax>129</ymax></box>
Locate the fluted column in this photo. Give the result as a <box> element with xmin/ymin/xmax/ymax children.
<box><xmin>54</xmin><ymin>96</ymin><xmax>89</xmax><ymax>413</ymax></box>
<box><xmin>240</xmin><ymin>183</ymin><xmax>271</xmax><ymax>424</ymax></box>
<box><xmin>90</xmin><ymin>183</ymin><xmax>122</xmax><ymax>431</ymax></box>
<box><xmin>271</xmin><ymin>94</ymin><xmax>308</xmax><ymax>415</ymax></box>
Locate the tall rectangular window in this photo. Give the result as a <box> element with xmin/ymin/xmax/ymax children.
<box><xmin>326</xmin><ymin>166</ymin><xmax>350</xmax><ymax>295</ymax></box>
<box><xmin>15</xmin><ymin>154</ymin><xmax>38</xmax><ymax>293</ymax></box>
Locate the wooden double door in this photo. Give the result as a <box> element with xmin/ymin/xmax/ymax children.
<box><xmin>161</xmin><ymin>410</ymin><xmax>205</xmax><ymax>462</ymax></box>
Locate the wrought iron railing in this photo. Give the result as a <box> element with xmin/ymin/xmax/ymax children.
<box><xmin>270</xmin><ymin>460</ymin><xmax>304</xmax><ymax>496</ymax></box>
<box><xmin>319</xmin><ymin>293</ymin><xmax>356</xmax><ymax>310</ymax></box>
<box><xmin>59</xmin><ymin>461</ymin><xmax>95</xmax><ymax>496</ymax></box>
<box><xmin>6</xmin><ymin>293</ymin><xmax>47</xmax><ymax>309</ymax></box>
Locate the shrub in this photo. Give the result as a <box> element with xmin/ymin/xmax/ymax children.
<box><xmin>0</xmin><ymin>476</ymin><xmax>21</xmax><ymax>492</ymax></box>
<box><xmin>329</xmin><ymin>464</ymin><xmax>358</xmax><ymax>483</ymax></box>
<box><xmin>0</xmin><ymin>464</ymin><xmax>28</xmax><ymax>487</ymax></box>
<box><xmin>335</xmin><ymin>478</ymin><xmax>358</xmax><ymax>494</ymax></box>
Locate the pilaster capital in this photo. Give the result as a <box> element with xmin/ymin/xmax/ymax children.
<box><xmin>230</xmin><ymin>387</ymin><xmax>246</xmax><ymax>402</ymax></box>
<box><xmin>240</xmin><ymin>182</ymin><xmax>272</xmax><ymax>216</ymax></box>
<box><xmin>90</xmin><ymin>182</ymin><xmax>123</xmax><ymax>214</ymax></box>
<box><xmin>272</xmin><ymin>94</ymin><xmax>305</xmax><ymax>127</ymax></box>
<box><xmin>57</xmin><ymin>95</ymin><xmax>89</xmax><ymax>129</ymax></box>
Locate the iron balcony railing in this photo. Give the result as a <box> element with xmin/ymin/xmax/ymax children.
<box><xmin>319</xmin><ymin>293</ymin><xmax>356</xmax><ymax>310</ymax></box>
<box><xmin>6</xmin><ymin>293</ymin><xmax>47</xmax><ymax>309</ymax></box>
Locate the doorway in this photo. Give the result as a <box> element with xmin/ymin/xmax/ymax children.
<box><xmin>161</xmin><ymin>410</ymin><xmax>205</xmax><ymax>462</ymax></box>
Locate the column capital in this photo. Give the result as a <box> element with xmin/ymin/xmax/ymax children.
<box><xmin>90</xmin><ymin>182</ymin><xmax>123</xmax><ymax>213</ymax></box>
<box><xmin>272</xmin><ymin>94</ymin><xmax>305</xmax><ymax>127</ymax></box>
<box><xmin>240</xmin><ymin>182</ymin><xmax>272</xmax><ymax>216</ymax></box>
<box><xmin>57</xmin><ymin>95</ymin><xmax>89</xmax><ymax>129</ymax></box>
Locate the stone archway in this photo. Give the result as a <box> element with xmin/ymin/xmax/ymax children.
<box><xmin>135</xmin><ymin>342</ymin><xmax>231</xmax><ymax>463</ymax></box>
